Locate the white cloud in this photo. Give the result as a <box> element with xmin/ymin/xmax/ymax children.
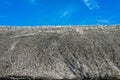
<box><xmin>83</xmin><ymin>0</ymin><xmax>99</xmax><ymax>10</ymax></box>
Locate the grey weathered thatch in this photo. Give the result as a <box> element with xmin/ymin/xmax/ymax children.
<box><xmin>0</xmin><ymin>26</ymin><xmax>120</xmax><ymax>79</ymax></box>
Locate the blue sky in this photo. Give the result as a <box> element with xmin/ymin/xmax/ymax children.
<box><xmin>0</xmin><ymin>0</ymin><xmax>120</xmax><ymax>26</ymax></box>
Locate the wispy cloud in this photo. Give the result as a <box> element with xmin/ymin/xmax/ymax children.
<box><xmin>59</xmin><ymin>3</ymin><xmax>77</xmax><ymax>19</ymax></box>
<box><xmin>29</xmin><ymin>0</ymin><xmax>36</xmax><ymax>5</ymax></box>
<box><xmin>97</xmin><ymin>20</ymin><xmax>110</xmax><ymax>23</ymax></box>
<box><xmin>60</xmin><ymin>9</ymin><xmax>73</xmax><ymax>18</ymax></box>
<box><xmin>0</xmin><ymin>15</ymin><xmax>7</xmax><ymax>18</ymax></box>
<box><xmin>83</xmin><ymin>0</ymin><xmax>99</xmax><ymax>10</ymax></box>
